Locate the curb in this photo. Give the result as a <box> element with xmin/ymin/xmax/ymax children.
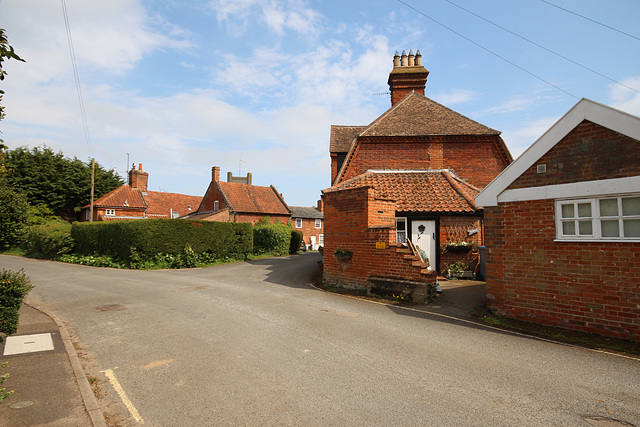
<box><xmin>25</xmin><ymin>303</ymin><xmax>107</xmax><ymax>427</ymax></box>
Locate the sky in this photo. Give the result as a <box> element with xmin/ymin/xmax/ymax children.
<box><xmin>1</xmin><ymin>0</ymin><xmax>639</xmax><ymax>207</ymax></box>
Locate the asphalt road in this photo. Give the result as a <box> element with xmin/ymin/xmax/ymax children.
<box><xmin>1</xmin><ymin>253</ymin><xmax>638</xmax><ymax>426</ymax></box>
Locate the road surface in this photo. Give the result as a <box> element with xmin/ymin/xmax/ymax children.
<box><xmin>1</xmin><ymin>253</ymin><xmax>638</xmax><ymax>426</ymax></box>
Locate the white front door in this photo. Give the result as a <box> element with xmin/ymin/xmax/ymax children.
<box><xmin>310</xmin><ymin>236</ymin><xmax>317</xmax><ymax>250</ymax></box>
<box><xmin>411</xmin><ymin>220</ymin><xmax>436</xmax><ymax>269</ymax></box>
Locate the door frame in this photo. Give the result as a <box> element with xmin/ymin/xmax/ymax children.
<box><xmin>403</xmin><ymin>215</ymin><xmax>440</xmax><ymax>273</ymax></box>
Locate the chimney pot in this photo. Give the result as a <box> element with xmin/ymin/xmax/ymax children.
<box><xmin>138</xmin><ymin>163</ymin><xmax>142</xmax><ymax>170</ymax></box>
<box><xmin>415</xmin><ymin>50</ymin><xmax>422</xmax><ymax>66</ymax></box>
<box><xmin>401</xmin><ymin>50</ymin><xmax>407</xmax><ymax>66</ymax></box>
<box><xmin>408</xmin><ymin>50</ymin><xmax>415</xmax><ymax>66</ymax></box>
<box><xmin>393</xmin><ymin>51</ymin><xmax>400</xmax><ymax>67</ymax></box>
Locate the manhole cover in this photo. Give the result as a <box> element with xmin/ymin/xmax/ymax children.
<box><xmin>95</xmin><ymin>304</ymin><xmax>125</xmax><ymax>312</ymax></box>
<box><xmin>10</xmin><ymin>400</ymin><xmax>35</xmax><ymax>409</ymax></box>
<box><xmin>585</xmin><ymin>416</ymin><xmax>635</xmax><ymax>426</ymax></box>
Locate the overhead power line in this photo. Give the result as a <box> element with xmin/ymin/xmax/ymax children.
<box><xmin>538</xmin><ymin>0</ymin><xmax>640</xmax><ymax>42</ymax></box>
<box><xmin>396</xmin><ymin>0</ymin><xmax>579</xmax><ymax>100</ymax></box>
<box><xmin>442</xmin><ymin>0</ymin><xmax>640</xmax><ymax>95</ymax></box>
<box><xmin>61</xmin><ymin>0</ymin><xmax>93</xmax><ymax>158</ymax></box>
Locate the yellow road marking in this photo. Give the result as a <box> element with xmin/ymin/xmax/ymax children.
<box><xmin>102</xmin><ymin>368</ymin><xmax>144</xmax><ymax>424</ymax></box>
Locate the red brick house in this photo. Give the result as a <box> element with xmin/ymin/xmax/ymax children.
<box><xmin>290</xmin><ymin>202</ymin><xmax>324</xmax><ymax>250</ymax></box>
<box><xmin>476</xmin><ymin>98</ymin><xmax>640</xmax><ymax>340</ymax></box>
<box><xmin>81</xmin><ymin>164</ymin><xmax>202</xmax><ymax>221</ymax></box>
<box><xmin>186</xmin><ymin>166</ymin><xmax>291</xmax><ymax>224</ymax></box>
<box><xmin>322</xmin><ymin>50</ymin><xmax>512</xmax><ymax>296</ymax></box>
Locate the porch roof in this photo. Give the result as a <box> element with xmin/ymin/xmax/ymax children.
<box><xmin>323</xmin><ymin>169</ymin><xmax>481</xmax><ymax>213</ymax></box>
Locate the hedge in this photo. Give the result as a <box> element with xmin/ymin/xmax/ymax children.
<box><xmin>71</xmin><ymin>219</ymin><xmax>253</xmax><ymax>261</ymax></box>
<box><xmin>21</xmin><ymin>220</ymin><xmax>74</xmax><ymax>259</ymax></box>
<box><xmin>290</xmin><ymin>229</ymin><xmax>303</xmax><ymax>254</ymax></box>
<box><xmin>253</xmin><ymin>222</ymin><xmax>292</xmax><ymax>256</ymax></box>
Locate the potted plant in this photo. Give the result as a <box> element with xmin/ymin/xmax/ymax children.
<box><xmin>333</xmin><ymin>249</ymin><xmax>353</xmax><ymax>262</ymax></box>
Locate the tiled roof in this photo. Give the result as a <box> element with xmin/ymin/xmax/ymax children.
<box><xmin>360</xmin><ymin>91</ymin><xmax>500</xmax><ymax>137</ymax></box>
<box><xmin>93</xmin><ymin>185</ymin><xmax>146</xmax><ymax>209</ymax></box>
<box><xmin>144</xmin><ymin>191</ymin><xmax>202</xmax><ymax>218</ymax></box>
<box><xmin>290</xmin><ymin>206</ymin><xmax>323</xmax><ymax>219</ymax></box>
<box><xmin>218</xmin><ymin>182</ymin><xmax>291</xmax><ymax>215</ymax></box>
<box><xmin>330</xmin><ymin>125</ymin><xmax>367</xmax><ymax>153</ymax></box>
<box><xmin>323</xmin><ymin>170</ymin><xmax>481</xmax><ymax>213</ymax></box>
<box><xmin>91</xmin><ymin>185</ymin><xmax>202</xmax><ymax>218</ymax></box>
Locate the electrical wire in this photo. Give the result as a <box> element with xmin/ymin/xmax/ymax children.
<box><xmin>396</xmin><ymin>0</ymin><xmax>579</xmax><ymax>100</ymax></box>
<box><xmin>442</xmin><ymin>0</ymin><xmax>640</xmax><ymax>95</ymax></box>
<box><xmin>61</xmin><ymin>0</ymin><xmax>93</xmax><ymax>158</ymax></box>
<box><xmin>538</xmin><ymin>0</ymin><xmax>640</xmax><ymax>42</ymax></box>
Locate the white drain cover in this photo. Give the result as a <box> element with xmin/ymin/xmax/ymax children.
<box><xmin>3</xmin><ymin>333</ymin><xmax>54</xmax><ymax>355</ymax></box>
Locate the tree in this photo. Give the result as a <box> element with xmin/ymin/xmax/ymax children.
<box><xmin>3</xmin><ymin>146</ymin><xmax>123</xmax><ymax>220</ymax></box>
<box><xmin>0</xmin><ymin>186</ymin><xmax>29</xmax><ymax>250</ymax></box>
<box><xmin>0</xmin><ymin>28</ymin><xmax>25</xmax><ymax>172</ymax></box>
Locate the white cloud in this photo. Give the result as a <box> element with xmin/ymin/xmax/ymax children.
<box><xmin>208</xmin><ymin>0</ymin><xmax>323</xmax><ymax>37</ymax></box>
<box><xmin>501</xmin><ymin>116</ymin><xmax>558</xmax><ymax>159</ymax></box>
<box><xmin>608</xmin><ymin>76</ymin><xmax>640</xmax><ymax>116</ymax></box>
<box><xmin>431</xmin><ymin>89</ymin><xmax>477</xmax><ymax>105</ymax></box>
<box><xmin>1</xmin><ymin>0</ymin><xmax>191</xmax><ymax>83</ymax></box>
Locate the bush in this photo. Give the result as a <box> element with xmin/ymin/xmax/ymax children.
<box><xmin>289</xmin><ymin>229</ymin><xmax>303</xmax><ymax>254</ymax></box>
<box><xmin>0</xmin><ymin>269</ymin><xmax>33</xmax><ymax>343</ymax></box>
<box><xmin>21</xmin><ymin>219</ymin><xmax>73</xmax><ymax>259</ymax></box>
<box><xmin>0</xmin><ymin>187</ymin><xmax>29</xmax><ymax>251</ymax></box>
<box><xmin>253</xmin><ymin>222</ymin><xmax>292</xmax><ymax>256</ymax></box>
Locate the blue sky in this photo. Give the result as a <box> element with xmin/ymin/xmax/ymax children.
<box><xmin>1</xmin><ymin>0</ymin><xmax>639</xmax><ymax>207</ymax></box>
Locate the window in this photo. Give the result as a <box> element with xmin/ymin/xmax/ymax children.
<box><xmin>556</xmin><ymin>195</ymin><xmax>640</xmax><ymax>241</ymax></box>
<box><xmin>214</xmin><ymin>201</ymin><xmax>219</xmax><ymax>211</ymax></box>
<box><xmin>395</xmin><ymin>218</ymin><xmax>407</xmax><ymax>243</ymax></box>
<box><xmin>105</xmin><ymin>209</ymin><xmax>115</xmax><ymax>216</ymax></box>
<box><xmin>318</xmin><ymin>234</ymin><xmax>324</xmax><ymax>246</ymax></box>
<box><xmin>315</xmin><ymin>219</ymin><xmax>322</xmax><ymax>229</ymax></box>
<box><xmin>172</xmin><ymin>212</ymin><xmax>180</xmax><ymax>219</ymax></box>
<box><xmin>295</xmin><ymin>218</ymin><xmax>302</xmax><ymax>228</ymax></box>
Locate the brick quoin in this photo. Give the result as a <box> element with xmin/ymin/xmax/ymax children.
<box><xmin>483</xmin><ymin>119</ymin><xmax>640</xmax><ymax>339</ymax></box>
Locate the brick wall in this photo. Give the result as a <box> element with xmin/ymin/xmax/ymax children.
<box><xmin>484</xmin><ymin>201</ymin><xmax>640</xmax><ymax>339</ymax></box>
<box><xmin>323</xmin><ymin>186</ymin><xmax>435</xmax><ymax>290</ymax></box>
<box><xmin>339</xmin><ymin>135</ymin><xmax>508</xmax><ymax>187</ymax></box>
<box><xmin>508</xmin><ymin>121</ymin><xmax>640</xmax><ymax>190</ymax></box>
<box><xmin>234</xmin><ymin>213</ymin><xmax>290</xmax><ymax>225</ymax></box>
<box><xmin>483</xmin><ymin>122</ymin><xmax>640</xmax><ymax>340</ymax></box>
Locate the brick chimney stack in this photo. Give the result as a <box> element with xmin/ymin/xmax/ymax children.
<box><xmin>129</xmin><ymin>163</ymin><xmax>149</xmax><ymax>193</ymax></box>
<box><xmin>212</xmin><ymin>166</ymin><xmax>220</xmax><ymax>182</ymax></box>
<box><xmin>387</xmin><ymin>50</ymin><xmax>429</xmax><ymax>106</ymax></box>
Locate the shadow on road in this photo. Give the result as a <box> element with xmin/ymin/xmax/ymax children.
<box><xmin>245</xmin><ymin>251</ymin><xmax>323</xmax><ymax>289</ymax></box>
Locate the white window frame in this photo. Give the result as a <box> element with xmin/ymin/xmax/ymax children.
<box><xmin>315</xmin><ymin>219</ymin><xmax>322</xmax><ymax>229</ymax></box>
<box><xmin>555</xmin><ymin>194</ymin><xmax>640</xmax><ymax>242</ymax></box>
<box><xmin>318</xmin><ymin>234</ymin><xmax>324</xmax><ymax>246</ymax></box>
<box><xmin>295</xmin><ymin>218</ymin><xmax>302</xmax><ymax>228</ymax></box>
<box><xmin>395</xmin><ymin>217</ymin><xmax>407</xmax><ymax>244</ymax></box>
<box><xmin>105</xmin><ymin>209</ymin><xmax>116</xmax><ymax>216</ymax></box>
<box><xmin>214</xmin><ymin>200</ymin><xmax>219</xmax><ymax>211</ymax></box>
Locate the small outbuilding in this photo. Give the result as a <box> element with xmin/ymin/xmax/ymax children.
<box><xmin>476</xmin><ymin>98</ymin><xmax>640</xmax><ymax>340</ymax></box>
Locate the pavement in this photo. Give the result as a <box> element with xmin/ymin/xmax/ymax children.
<box><xmin>0</xmin><ymin>303</ymin><xmax>106</xmax><ymax>427</ymax></box>
<box><xmin>0</xmin><ymin>279</ymin><xmax>485</xmax><ymax>427</ymax></box>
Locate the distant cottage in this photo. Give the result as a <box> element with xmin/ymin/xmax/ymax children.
<box><xmin>322</xmin><ymin>50</ymin><xmax>512</xmax><ymax>296</ymax></box>
<box><xmin>185</xmin><ymin>166</ymin><xmax>291</xmax><ymax>224</ymax></box>
<box><xmin>81</xmin><ymin>164</ymin><xmax>202</xmax><ymax>221</ymax></box>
